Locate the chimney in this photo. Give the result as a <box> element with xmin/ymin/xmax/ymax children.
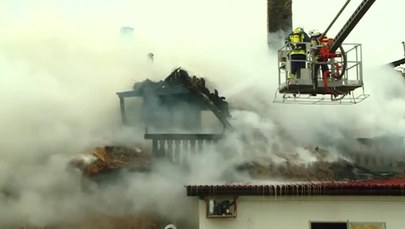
<box><xmin>267</xmin><ymin>0</ymin><xmax>292</xmax><ymax>49</ymax></box>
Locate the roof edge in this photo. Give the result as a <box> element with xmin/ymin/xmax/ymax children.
<box><xmin>186</xmin><ymin>183</ymin><xmax>405</xmax><ymax>197</ymax></box>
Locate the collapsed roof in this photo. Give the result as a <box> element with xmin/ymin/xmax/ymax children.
<box><xmin>117</xmin><ymin>68</ymin><xmax>233</xmax><ymax>130</ymax></box>
<box><xmin>235</xmin><ymin>146</ymin><xmax>390</xmax><ymax>182</ymax></box>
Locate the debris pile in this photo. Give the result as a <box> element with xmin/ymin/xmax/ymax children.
<box><xmin>69</xmin><ymin>145</ymin><xmax>151</xmax><ymax>177</ymax></box>
<box><xmin>236</xmin><ymin>146</ymin><xmax>382</xmax><ymax>181</ymax></box>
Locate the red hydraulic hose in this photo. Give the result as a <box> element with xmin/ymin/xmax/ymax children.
<box><xmin>323</xmin><ymin>71</ymin><xmax>331</xmax><ymax>93</ymax></box>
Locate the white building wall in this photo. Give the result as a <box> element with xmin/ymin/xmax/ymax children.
<box><xmin>198</xmin><ymin>196</ymin><xmax>405</xmax><ymax>229</ymax></box>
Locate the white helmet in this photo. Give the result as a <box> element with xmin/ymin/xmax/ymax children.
<box><xmin>164</xmin><ymin>224</ymin><xmax>177</xmax><ymax>229</ymax></box>
<box><xmin>309</xmin><ymin>29</ymin><xmax>321</xmax><ymax>37</ymax></box>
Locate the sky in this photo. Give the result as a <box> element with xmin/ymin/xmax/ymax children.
<box><xmin>0</xmin><ymin>0</ymin><xmax>405</xmax><ymax>227</ymax></box>
<box><xmin>1</xmin><ymin>0</ymin><xmax>404</xmax><ymax>62</ymax></box>
<box><xmin>293</xmin><ymin>0</ymin><xmax>405</xmax><ymax>63</ymax></box>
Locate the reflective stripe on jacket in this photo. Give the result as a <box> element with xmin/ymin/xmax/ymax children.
<box><xmin>289</xmin><ymin>32</ymin><xmax>308</xmax><ymax>55</ymax></box>
<box><xmin>290</xmin><ymin>49</ymin><xmax>306</xmax><ymax>55</ymax></box>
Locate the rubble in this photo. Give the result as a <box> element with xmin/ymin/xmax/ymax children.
<box><xmin>69</xmin><ymin>145</ymin><xmax>151</xmax><ymax>177</ymax></box>
<box><xmin>236</xmin><ymin>146</ymin><xmax>383</xmax><ymax>181</ymax></box>
<box><xmin>21</xmin><ymin>147</ymin><xmax>155</xmax><ymax>228</ymax></box>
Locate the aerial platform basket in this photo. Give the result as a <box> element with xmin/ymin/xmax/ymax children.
<box><xmin>274</xmin><ymin>89</ymin><xmax>369</xmax><ymax>105</ymax></box>
<box><xmin>273</xmin><ymin>42</ymin><xmax>369</xmax><ymax>105</ymax></box>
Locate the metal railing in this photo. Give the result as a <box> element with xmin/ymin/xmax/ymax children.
<box><xmin>275</xmin><ymin>42</ymin><xmax>368</xmax><ymax>105</ymax></box>
<box><xmin>278</xmin><ymin>42</ymin><xmax>363</xmax><ymax>84</ymax></box>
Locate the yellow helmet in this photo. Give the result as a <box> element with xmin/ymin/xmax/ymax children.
<box><xmin>293</xmin><ymin>27</ymin><xmax>304</xmax><ymax>33</ymax></box>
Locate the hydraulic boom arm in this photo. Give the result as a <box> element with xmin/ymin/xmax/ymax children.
<box><xmin>330</xmin><ymin>0</ymin><xmax>376</xmax><ymax>52</ymax></box>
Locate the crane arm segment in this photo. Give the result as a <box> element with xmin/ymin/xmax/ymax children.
<box><xmin>330</xmin><ymin>0</ymin><xmax>376</xmax><ymax>52</ymax></box>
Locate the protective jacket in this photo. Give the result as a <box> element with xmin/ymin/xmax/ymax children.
<box><xmin>288</xmin><ymin>31</ymin><xmax>310</xmax><ymax>55</ymax></box>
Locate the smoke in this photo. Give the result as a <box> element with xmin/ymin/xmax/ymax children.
<box><xmin>1</xmin><ymin>0</ymin><xmax>405</xmax><ymax>227</ymax></box>
<box><xmin>0</xmin><ymin>0</ymin><xmax>269</xmax><ymax>227</ymax></box>
<box><xmin>215</xmin><ymin>0</ymin><xmax>405</xmax><ymax>177</ymax></box>
<box><xmin>0</xmin><ymin>0</ymin><xmax>168</xmax><ymax>227</ymax></box>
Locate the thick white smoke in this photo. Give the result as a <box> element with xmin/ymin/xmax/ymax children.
<box><xmin>1</xmin><ymin>0</ymin><xmax>404</xmax><ymax>227</ymax></box>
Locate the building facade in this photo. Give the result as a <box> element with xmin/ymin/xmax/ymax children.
<box><xmin>187</xmin><ymin>179</ymin><xmax>405</xmax><ymax>229</ymax></box>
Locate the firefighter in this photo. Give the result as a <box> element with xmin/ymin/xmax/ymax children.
<box><xmin>309</xmin><ymin>29</ymin><xmax>330</xmax><ymax>80</ymax></box>
<box><xmin>287</xmin><ymin>27</ymin><xmax>310</xmax><ymax>79</ymax></box>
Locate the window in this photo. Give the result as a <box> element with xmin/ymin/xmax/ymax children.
<box><xmin>205</xmin><ymin>196</ymin><xmax>238</xmax><ymax>218</ymax></box>
<box><xmin>311</xmin><ymin>222</ymin><xmax>347</xmax><ymax>229</ymax></box>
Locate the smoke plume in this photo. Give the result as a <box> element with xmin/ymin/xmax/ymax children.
<box><xmin>1</xmin><ymin>0</ymin><xmax>405</xmax><ymax>227</ymax></box>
